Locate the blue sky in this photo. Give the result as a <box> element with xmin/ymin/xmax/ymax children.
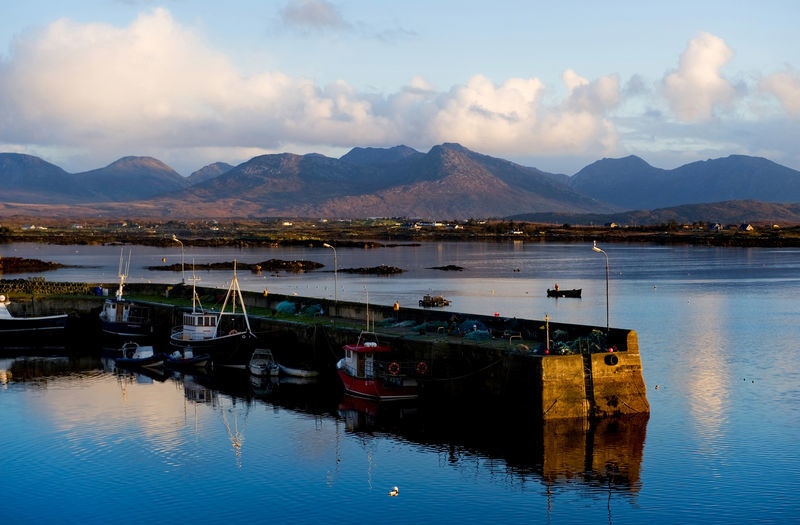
<box><xmin>1</xmin><ymin>0</ymin><xmax>798</xmax><ymax>176</ymax></box>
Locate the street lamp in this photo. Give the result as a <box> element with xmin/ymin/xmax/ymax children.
<box><xmin>592</xmin><ymin>240</ymin><xmax>609</xmax><ymax>333</ymax></box>
<box><xmin>172</xmin><ymin>234</ymin><xmax>185</xmax><ymax>284</ymax></box>
<box><xmin>322</xmin><ymin>243</ymin><xmax>338</xmax><ymax>304</ymax></box>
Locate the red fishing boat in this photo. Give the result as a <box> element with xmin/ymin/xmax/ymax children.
<box><xmin>336</xmin><ymin>331</ymin><xmax>425</xmax><ymax>401</ymax></box>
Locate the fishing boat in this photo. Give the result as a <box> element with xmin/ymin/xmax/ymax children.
<box><xmin>169</xmin><ymin>264</ymin><xmax>258</xmax><ymax>368</ymax></box>
<box><xmin>418</xmin><ymin>294</ymin><xmax>451</xmax><ymax>307</ymax></box>
<box><xmin>336</xmin><ymin>290</ymin><xmax>423</xmax><ymax>400</ymax></box>
<box><xmin>248</xmin><ymin>348</ymin><xmax>279</xmax><ymax>377</ymax></box>
<box><xmin>0</xmin><ymin>294</ymin><xmax>68</xmax><ymax>347</ymax></box>
<box><xmin>98</xmin><ymin>249</ymin><xmax>153</xmax><ymax>343</ymax></box>
<box><xmin>546</xmin><ymin>287</ymin><xmax>582</xmax><ymax>298</ymax></box>
<box><xmin>337</xmin><ymin>330</ymin><xmax>423</xmax><ymax>401</ymax></box>
<box><xmin>115</xmin><ymin>341</ymin><xmax>165</xmax><ymax>369</ymax></box>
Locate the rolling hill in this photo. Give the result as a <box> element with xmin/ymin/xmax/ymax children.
<box><xmin>1</xmin><ymin>145</ymin><xmax>799</xmax><ymax>224</ymax></box>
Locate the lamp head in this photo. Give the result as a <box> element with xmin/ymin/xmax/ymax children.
<box><xmin>323</xmin><ymin>243</ymin><xmax>332</xmax><ymax>248</ymax></box>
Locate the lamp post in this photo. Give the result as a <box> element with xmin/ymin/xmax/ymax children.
<box><xmin>592</xmin><ymin>240</ymin><xmax>609</xmax><ymax>333</ymax></box>
<box><xmin>323</xmin><ymin>243</ymin><xmax>338</xmax><ymax>305</ymax></box>
<box><xmin>172</xmin><ymin>234</ymin><xmax>185</xmax><ymax>284</ymax></box>
<box><xmin>544</xmin><ymin>313</ymin><xmax>550</xmax><ymax>354</ymax></box>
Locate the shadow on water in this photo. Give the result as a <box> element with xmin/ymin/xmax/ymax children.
<box><xmin>336</xmin><ymin>394</ymin><xmax>648</xmax><ymax>495</ymax></box>
<box><xmin>2</xmin><ymin>349</ymin><xmax>648</xmax><ymax>496</ymax></box>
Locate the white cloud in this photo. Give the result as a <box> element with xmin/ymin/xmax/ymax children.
<box><xmin>1</xmin><ymin>9</ymin><xmax>240</xmax><ymax>143</ymax></box>
<box><xmin>0</xmin><ymin>9</ymin><xmax>624</xmax><ymax>172</ymax></box>
<box><xmin>760</xmin><ymin>69</ymin><xmax>800</xmax><ymax>118</ymax></box>
<box><xmin>0</xmin><ymin>10</ymin><xmax>796</xmax><ymax>175</ymax></box>
<box><xmin>662</xmin><ymin>32</ymin><xmax>736</xmax><ymax>122</ymax></box>
<box><xmin>426</xmin><ymin>73</ymin><xmax>620</xmax><ymax>158</ymax></box>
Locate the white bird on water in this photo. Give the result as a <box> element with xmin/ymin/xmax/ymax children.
<box><xmin>388</xmin><ymin>486</ymin><xmax>399</xmax><ymax>497</ymax></box>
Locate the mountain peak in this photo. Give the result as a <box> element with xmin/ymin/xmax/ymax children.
<box><xmin>340</xmin><ymin>145</ymin><xmax>421</xmax><ymax>165</ymax></box>
<box><xmin>107</xmin><ymin>156</ymin><xmax>175</xmax><ymax>172</ymax></box>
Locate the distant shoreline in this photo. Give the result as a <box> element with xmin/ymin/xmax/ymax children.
<box><xmin>2</xmin><ymin>220</ymin><xmax>799</xmax><ymax>248</ymax></box>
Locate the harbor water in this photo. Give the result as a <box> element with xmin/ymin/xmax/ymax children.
<box><xmin>1</xmin><ymin>241</ymin><xmax>799</xmax><ymax>524</ymax></box>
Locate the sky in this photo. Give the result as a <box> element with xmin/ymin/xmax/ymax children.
<box><xmin>1</xmin><ymin>1</ymin><xmax>798</xmax><ymax>177</ymax></box>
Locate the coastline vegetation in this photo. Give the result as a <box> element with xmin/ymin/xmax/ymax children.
<box><xmin>1</xmin><ymin>217</ymin><xmax>800</xmax><ymax>248</ymax></box>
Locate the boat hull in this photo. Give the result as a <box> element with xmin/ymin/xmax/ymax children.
<box><xmin>115</xmin><ymin>354</ymin><xmax>165</xmax><ymax>369</ymax></box>
<box><xmin>100</xmin><ymin>321</ymin><xmax>152</xmax><ymax>339</ymax></box>
<box><xmin>114</xmin><ymin>342</ymin><xmax>165</xmax><ymax>369</ymax></box>
<box><xmin>165</xmin><ymin>354</ymin><xmax>210</xmax><ymax>370</ymax></box>
<box><xmin>418</xmin><ymin>295</ymin><xmax>451</xmax><ymax>307</ymax></box>
<box><xmin>278</xmin><ymin>364</ymin><xmax>319</xmax><ymax>378</ymax></box>
<box><xmin>0</xmin><ymin>305</ymin><xmax>68</xmax><ymax>349</ymax></box>
<box><xmin>170</xmin><ymin>330</ymin><xmax>258</xmax><ymax>367</ymax></box>
<box><xmin>546</xmin><ymin>288</ymin><xmax>582</xmax><ymax>298</ymax></box>
<box><xmin>336</xmin><ymin>365</ymin><xmax>419</xmax><ymax>401</ymax></box>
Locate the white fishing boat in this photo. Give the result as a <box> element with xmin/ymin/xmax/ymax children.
<box><xmin>169</xmin><ymin>264</ymin><xmax>258</xmax><ymax>367</ymax></box>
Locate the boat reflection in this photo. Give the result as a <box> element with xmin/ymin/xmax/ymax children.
<box><xmin>1</xmin><ymin>349</ymin><xmax>648</xmax><ymax>495</ymax></box>
<box><xmin>1</xmin><ymin>354</ymin><xmax>97</xmax><ymax>383</ymax></box>
<box><xmin>182</xmin><ymin>373</ymin><xmax>218</xmax><ymax>404</ymax></box>
<box><xmin>338</xmin><ymin>394</ymin><xmax>419</xmax><ymax>431</ymax></box>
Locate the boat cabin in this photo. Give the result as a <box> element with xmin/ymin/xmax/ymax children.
<box><xmin>179</xmin><ymin>311</ymin><xmax>218</xmax><ymax>341</ymax></box>
<box><xmin>101</xmin><ymin>300</ymin><xmax>150</xmax><ymax>324</ymax></box>
<box><xmin>342</xmin><ymin>341</ymin><xmax>378</xmax><ymax>378</ymax></box>
<box><xmin>341</xmin><ymin>334</ymin><xmax>393</xmax><ymax>379</ymax></box>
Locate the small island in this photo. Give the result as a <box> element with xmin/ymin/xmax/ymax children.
<box><xmin>428</xmin><ymin>265</ymin><xmax>464</xmax><ymax>271</ymax></box>
<box><xmin>339</xmin><ymin>265</ymin><xmax>404</xmax><ymax>275</ymax></box>
<box><xmin>147</xmin><ymin>259</ymin><xmax>323</xmax><ymax>273</ymax></box>
<box><xmin>0</xmin><ymin>256</ymin><xmax>65</xmax><ymax>273</ymax></box>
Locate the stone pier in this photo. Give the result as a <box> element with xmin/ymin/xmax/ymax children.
<box><xmin>1</xmin><ymin>279</ymin><xmax>650</xmax><ymax>419</ymax></box>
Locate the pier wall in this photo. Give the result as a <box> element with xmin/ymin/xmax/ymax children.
<box><xmin>1</xmin><ymin>279</ymin><xmax>650</xmax><ymax>419</ymax></box>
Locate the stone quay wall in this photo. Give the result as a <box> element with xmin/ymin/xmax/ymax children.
<box><xmin>1</xmin><ymin>279</ymin><xmax>650</xmax><ymax>419</ymax></box>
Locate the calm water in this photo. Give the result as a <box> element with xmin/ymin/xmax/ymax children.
<box><xmin>1</xmin><ymin>241</ymin><xmax>799</xmax><ymax>524</ymax></box>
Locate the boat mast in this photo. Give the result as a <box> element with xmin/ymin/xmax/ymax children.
<box><xmin>365</xmin><ymin>287</ymin><xmax>372</xmax><ymax>331</ymax></box>
<box><xmin>216</xmin><ymin>261</ymin><xmax>252</xmax><ymax>332</ymax></box>
<box><xmin>115</xmin><ymin>248</ymin><xmax>131</xmax><ymax>301</ymax></box>
<box><xmin>188</xmin><ymin>264</ymin><xmax>203</xmax><ymax>314</ymax></box>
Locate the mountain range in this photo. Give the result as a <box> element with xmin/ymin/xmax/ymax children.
<box><xmin>1</xmin><ymin>144</ymin><xmax>799</xmax><ymax>224</ymax></box>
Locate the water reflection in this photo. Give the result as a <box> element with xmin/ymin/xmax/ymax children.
<box><xmin>1</xmin><ymin>351</ymin><xmax>648</xmax><ymax>498</ymax></box>
<box><xmin>336</xmin><ymin>393</ymin><xmax>648</xmax><ymax>495</ymax></box>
